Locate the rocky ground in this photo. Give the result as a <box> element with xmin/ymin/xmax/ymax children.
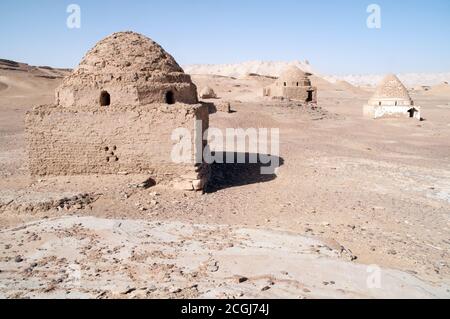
<box><xmin>0</xmin><ymin>63</ymin><xmax>450</xmax><ymax>298</ymax></box>
<box><xmin>1</xmin><ymin>216</ymin><xmax>448</xmax><ymax>299</ymax></box>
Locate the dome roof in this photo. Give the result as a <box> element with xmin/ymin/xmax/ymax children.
<box><xmin>56</xmin><ymin>31</ymin><xmax>198</xmax><ymax>107</ymax></box>
<box><xmin>278</xmin><ymin>66</ymin><xmax>308</xmax><ymax>81</ymax></box>
<box><xmin>200</xmin><ymin>86</ymin><xmax>216</xmax><ymax>97</ymax></box>
<box><xmin>371</xmin><ymin>74</ymin><xmax>411</xmax><ymax>101</ymax></box>
<box><xmin>201</xmin><ymin>86</ymin><xmax>214</xmax><ymax>93</ymax></box>
<box><xmin>275</xmin><ymin>65</ymin><xmax>311</xmax><ymax>87</ymax></box>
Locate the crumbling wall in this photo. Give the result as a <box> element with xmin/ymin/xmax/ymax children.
<box><xmin>26</xmin><ymin>103</ymin><xmax>209</xmax><ymax>190</ymax></box>
<box><xmin>282</xmin><ymin>87</ymin><xmax>317</xmax><ymax>102</ymax></box>
<box><xmin>265</xmin><ymin>85</ymin><xmax>317</xmax><ymax>103</ymax></box>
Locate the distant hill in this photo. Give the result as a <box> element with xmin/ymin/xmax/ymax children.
<box><xmin>184</xmin><ymin>60</ymin><xmax>313</xmax><ymax>78</ymax></box>
<box><xmin>184</xmin><ymin>60</ymin><xmax>450</xmax><ymax>88</ymax></box>
<box><xmin>0</xmin><ymin>59</ymin><xmax>71</xmax><ymax>79</ymax></box>
<box><xmin>324</xmin><ymin>73</ymin><xmax>450</xmax><ymax>88</ymax></box>
<box><xmin>424</xmin><ymin>82</ymin><xmax>450</xmax><ymax>97</ymax></box>
<box><xmin>0</xmin><ymin>59</ymin><xmax>71</xmax><ymax>104</ymax></box>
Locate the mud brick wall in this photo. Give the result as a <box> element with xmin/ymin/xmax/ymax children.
<box><xmin>264</xmin><ymin>85</ymin><xmax>317</xmax><ymax>103</ymax></box>
<box><xmin>282</xmin><ymin>87</ymin><xmax>317</xmax><ymax>102</ymax></box>
<box><xmin>25</xmin><ymin>103</ymin><xmax>209</xmax><ymax>188</ymax></box>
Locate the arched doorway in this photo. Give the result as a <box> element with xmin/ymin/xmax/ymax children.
<box><xmin>165</xmin><ymin>91</ymin><xmax>175</xmax><ymax>105</ymax></box>
<box><xmin>306</xmin><ymin>90</ymin><xmax>313</xmax><ymax>102</ymax></box>
<box><xmin>100</xmin><ymin>91</ymin><xmax>110</xmax><ymax>106</ymax></box>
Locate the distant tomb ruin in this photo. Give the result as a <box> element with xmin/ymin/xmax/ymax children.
<box><xmin>363</xmin><ymin>74</ymin><xmax>421</xmax><ymax>120</ymax></box>
<box><xmin>199</xmin><ymin>86</ymin><xmax>217</xmax><ymax>99</ymax></box>
<box><xmin>263</xmin><ymin>66</ymin><xmax>317</xmax><ymax>103</ymax></box>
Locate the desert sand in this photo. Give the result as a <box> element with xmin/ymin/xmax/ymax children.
<box><xmin>1</xmin><ymin>59</ymin><xmax>450</xmax><ymax>299</ymax></box>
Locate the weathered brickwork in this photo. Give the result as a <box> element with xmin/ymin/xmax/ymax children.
<box><xmin>25</xmin><ymin>31</ymin><xmax>210</xmax><ymax>191</ymax></box>
<box><xmin>263</xmin><ymin>66</ymin><xmax>317</xmax><ymax>103</ymax></box>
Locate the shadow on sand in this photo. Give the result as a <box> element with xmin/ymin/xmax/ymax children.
<box><xmin>205</xmin><ymin>152</ymin><xmax>284</xmax><ymax>193</ymax></box>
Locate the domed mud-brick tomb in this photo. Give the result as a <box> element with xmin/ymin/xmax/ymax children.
<box><xmin>199</xmin><ymin>86</ymin><xmax>217</xmax><ymax>99</ymax></box>
<box><xmin>363</xmin><ymin>74</ymin><xmax>421</xmax><ymax>120</ymax></box>
<box><xmin>263</xmin><ymin>66</ymin><xmax>317</xmax><ymax>103</ymax></box>
<box><xmin>26</xmin><ymin>31</ymin><xmax>209</xmax><ymax>191</ymax></box>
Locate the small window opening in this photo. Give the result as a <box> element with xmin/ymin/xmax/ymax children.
<box><xmin>296</xmin><ymin>82</ymin><xmax>299</xmax><ymax>87</ymax></box>
<box><xmin>283</xmin><ymin>82</ymin><xmax>287</xmax><ymax>87</ymax></box>
<box><xmin>100</xmin><ymin>91</ymin><xmax>110</xmax><ymax>106</ymax></box>
<box><xmin>165</xmin><ymin>91</ymin><xmax>175</xmax><ymax>104</ymax></box>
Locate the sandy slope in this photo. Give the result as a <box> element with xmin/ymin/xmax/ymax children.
<box><xmin>0</xmin><ymin>60</ymin><xmax>70</xmax><ymax>175</ymax></box>
<box><xmin>425</xmin><ymin>83</ymin><xmax>450</xmax><ymax>97</ymax></box>
<box><xmin>0</xmin><ymin>60</ymin><xmax>69</xmax><ymax>100</ymax></box>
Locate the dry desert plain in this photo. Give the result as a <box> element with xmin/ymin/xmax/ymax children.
<box><xmin>0</xmin><ymin>59</ymin><xmax>450</xmax><ymax>298</ymax></box>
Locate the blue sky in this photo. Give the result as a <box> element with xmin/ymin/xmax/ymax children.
<box><xmin>0</xmin><ymin>0</ymin><xmax>449</xmax><ymax>74</ymax></box>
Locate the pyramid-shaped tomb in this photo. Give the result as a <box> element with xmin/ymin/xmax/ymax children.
<box><xmin>368</xmin><ymin>74</ymin><xmax>412</xmax><ymax>106</ymax></box>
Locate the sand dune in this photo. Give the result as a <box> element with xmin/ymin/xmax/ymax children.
<box><xmin>0</xmin><ymin>59</ymin><xmax>70</xmax><ymax>135</ymax></box>
<box><xmin>0</xmin><ymin>58</ymin><xmax>70</xmax><ymax>78</ymax></box>
<box><xmin>334</xmin><ymin>80</ymin><xmax>369</xmax><ymax>94</ymax></box>
<box><xmin>0</xmin><ymin>59</ymin><xmax>70</xmax><ymax>105</ymax></box>
<box><xmin>426</xmin><ymin>82</ymin><xmax>450</xmax><ymax>97</ymax></box>
<box><xmin>302</xmin><ymin>75</ymin><xmax>370</xmax><ymax>98</ymax></box>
